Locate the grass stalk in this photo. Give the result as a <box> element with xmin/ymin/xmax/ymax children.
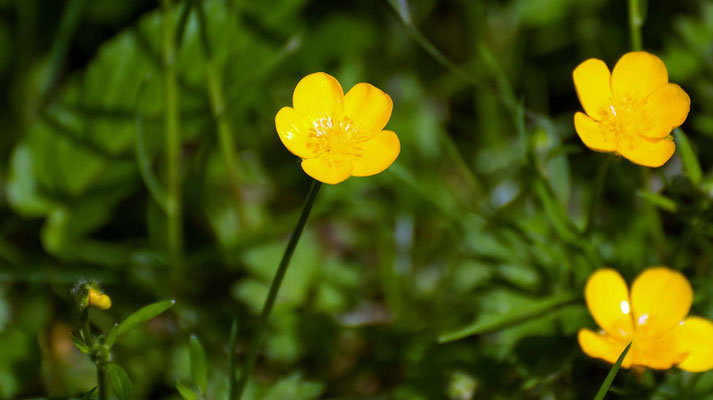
<box><xmin>233</xmin><ymin>180</ymin><xmax>322</xmax><ymax>399</ymax></box>
<box><xmin>628</xmin><ymin>0</ymin><xmax>643</xmax><ymax>51</ymax></box>
<box><xmin>161</xmin><ymin>0</ymin><xmax>184</xmax><ymax>269</ymax></box>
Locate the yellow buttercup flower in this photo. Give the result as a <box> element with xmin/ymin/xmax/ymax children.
<box><xmin>579</xmin><ymin>267</ymin><xmax>713</xmax><ymax>372</ymax></box>
<box><xmin>275</xmin><ymin>72</ymin><xmax>400</xmax><ymax>184</ymax></box>
<box><xmin>573</xmin><ymin>52</ymin><xmax>690</xmax><ymax>167</ymax></box>
<box><xmin>87</xmin><ymin>287</ymin><xmax>112</xmax><ymax>310</ymax></box>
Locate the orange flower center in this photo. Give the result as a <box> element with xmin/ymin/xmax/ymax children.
<box><xmin>600</xmin><ymin>94</ymin><xmax>654</xmax><ymax>151</ymax></box>
<box><xmin>306</xmin><ymin>116</ymin><xmax>363</xmax><ymax>166</ymax></box>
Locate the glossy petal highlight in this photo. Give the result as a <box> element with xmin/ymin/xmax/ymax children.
<box><xmin>584</xmin><ymin>269</ymin><xmax>633</xmax><ymax>340</ymax></box>
<box><xmin>352</xmin><ymin>130</ymin><xmax>400</xmax><ymax>177</ymax></box>
<box><xmin>630</xmin><ymin>267</ymin><xmax>692</xmax><ymax>338</ymax></box>
<box><xmin>293</xmin><ymin>72</ymin><xmax>344</xmax><ymax>122</ymax></box>
<box><xmin>573</xmin><ymin>58</ymin><xmax>614</xmax><ymax>121</ymax></box>
<box><xmin>275</xmin><ymin>107</ymin><xmax>314</xmax><ymax>158</ymax></box>
<box><xmin>344</xmin><ymin>83</ymin><xmax>393</xmax><ymax>142</ymax></box>
<box><xmin>611</xmin><ymin>52</ymin><xmax>668</xmax><ymax>99</ymax></box>
<box><xmin>574</xmin><ymin>112</ymin><xmax>615</xmax><ymax>152</ymax></box>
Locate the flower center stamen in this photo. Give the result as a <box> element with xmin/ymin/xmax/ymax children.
<box><xmin>306</xmin><ymin>116</ymin><xmax>363</xmax><ymax>166</ymax></box>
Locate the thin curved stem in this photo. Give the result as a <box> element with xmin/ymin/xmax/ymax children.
<box><xmin>233</xmin><ymin>180</ymin><xmax>322</xmax><ymax>399</ymax></box>
<box><xmin>628</xmin><ymin>0</ymin><xmax>644</xmax><ymax>51</ymax></box>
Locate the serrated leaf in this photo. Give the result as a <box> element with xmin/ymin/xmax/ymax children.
<box><xmin>117</xmin><ymin>299</ymin><xmax>175</xmax><ymax>336</ymax></box>
<box><xmin>189</xmin><ymin>334</ymin><xmax>207</xmax><ymax>396</ymax></box>
<box><xmin>175</xmin><ymin>382</ymin><xmax>199</xmax><ymax>400</ymax></box>
<box><xmin>108</xmin><ymin>363</ymin><xmax>132</xmax><ymax>400</ymax></box>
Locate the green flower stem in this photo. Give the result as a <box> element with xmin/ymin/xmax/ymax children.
<box><xmin>162</xmin><ymin>0</ymin><xmax>184</xmax><ymax>269</ymax></box>
<box><xmin>97</xmin><ymin>360</ymin><xmax>109</xmax><ymax>400</ymax></box>
<box><xmin>233</xmin><ymin>180</ymin><xmax>322</xmax><ymax>400</ymax></box>
<box><xmin>628</xmin><ymin>0</ymin><xmax>644</xmax><ymax>51</ymax></box>
<box><xmin>193</xmin><ymin>0</ymin><xmax>245</xmax><ymax>222</ymax></box>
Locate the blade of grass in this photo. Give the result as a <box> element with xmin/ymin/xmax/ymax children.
<box><xmin>594</xmin><ymin>342</ymin><xmax>632</xmax><ymax>400</ymax></box>
<box><xmin>228</xmin><ymin>319</ymin><xmax>238</xmax><ymax>400</ymax></box>
<box><xmin>135</xmin><ymin>74</ymin><xmax>169</xmax><ymax>212</ymax></box>
<box><xmin>162</xmin><ymin>0</ymin><xmax>184</xmax><ymax>269</ymax></box>
<box><xmin>439</xmin><ymin>293</ymin><xmax>578</xmax><ymax>343</ymax></box>
<box><xmin>674</xmin><ymin>129</ymin><xmax>702</xmax><ymax>186</ymax></box>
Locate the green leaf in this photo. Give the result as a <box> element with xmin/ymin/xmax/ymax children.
<box><xmin>175</xmin><ymin>382</ymin><xmax>199</xmax><ymax>400</ymax></box>
<box><xmin>438</xmin><ymin>293</ymin><xmax>578</xmax><ymax>343</ymax></box>
<box><xmin>636</xmin><ymin>191</ymin><xmax>677</xmax><ymax>213</ymax></box>
<box><xmin>674</xmin><ymin>129</ymin><xmax>702</xmax><ymax>186</ymax></box>
<box><xmin>593</xmin><ymin>342</ymin><xmax>631</xmax><ymax>400</ymax></box>
<box><xmin>117</xmin><ymin>299</ymin><xmax>175</xmax><ymax>336</ymax></box>
<box><xmin>69</xmin><ymin>332</ymin><xmax>89</xmax><ymax>354</ymax></box>
<box><xmin>108</xmin><ymin>363</ymin><xmax>132</xmax><ymax>400</ymax></box>
<box><xmin>104</xmin><ymin>323</ymin><xmax>119</xmax><ymax>348</ymax></box>
<box><xmin>189</xmin><ymin>334</ymin><xmax>207</xmax><ymax>396</ymax></box>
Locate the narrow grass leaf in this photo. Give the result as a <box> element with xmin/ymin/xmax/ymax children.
<box><xmin>593</xmin><ymin>342</ymin><xmax>631</xmax><ymax>400</ymax></box>
<box><xmin>108</xmin><ymin>363</ymin><xmax>132</xmax><ymax>400</ymax></box>
<box><xmin>69</xmin><ymin>332</ymin><xmax>89</xmax><ymax>354</ymax></box>
<box><xmin>118</xmin><ymin>299</ymin><xmax>175</xmax><ymax>336</ymax></box>
<box><xmin>439</xmin><ymin>293</ymin><xmax>577</xmax><ymax>343</ymax></box>
<box><xmin>674</xmin><ymin>129</ymin><xmax>702</xmax><ymax>186</ymax></box>
<box><xmin>228</xmin><ymin>319</ymin><xmax>238</xmax><ymax>400</ymax></box>
<box><xmin>636</xmin><ymin>191</ymin><xmax>677</xmax><ymax>213</ymax></box>
<box><xmin>104</xmin><ymin>323</ymin><xmax>119</xmax><ymax>348</ymax></box>
<box><xmin>175</xmin><ymin>382</ymin><xmax>199</xmax><ymax>400</ymax></box>
<box><xmin>189</xmin><ymin>334</ymin><xmax>207</xmax><ymax>396</ymax></box>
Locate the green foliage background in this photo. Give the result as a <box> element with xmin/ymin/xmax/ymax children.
<box><xmin>1</xmin><ymin>0</ymin><xmax>713</xmax><ymax>398</ymax></box>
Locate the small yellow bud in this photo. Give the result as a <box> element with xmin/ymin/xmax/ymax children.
<box><xmin>87</xmin><ymin>288</ymin><xmax>112</xmax><ymax>310</ymax></box>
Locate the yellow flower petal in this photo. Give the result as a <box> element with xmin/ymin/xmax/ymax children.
<box><xmin>344</xmin><ymin>83</ymin><xmax>393</xmax><ymax>142</ymax></box>
<box><xmin>584</xmin><ymin>269</ymin><xmax>634</xmax><ymax>340</ymax></box>
<box><xmin>578</xmin><ymin>329</ymin><xmax>633</xmax><ymax>368</ymax></box>
<box><xmin>574</xmin><ymin>112</ymin><xmax>616</xmax><ymax>152</ymax></box>
<box><xmin>611</xmin><ymin>52</ymin><xmax>668</xmax><ymax>100</ymax></box>
<box><xmin>301</xmin><ymin>157</ymin><xmax>353</xmax><ymax>185</ymax></box>
<box><xmin>275</xmin><ymin>107</ymin><xmax>314</xmax><ymax>158</ymax></box>
<box><xmin>641</xmin><ymin>83</ymin><xmax>691</xmax><ymax>139</ymax></box>
<box><xmin>617</xmin><ymin>135</ymin><xmax>675</xmax><ymax>168</ymax></box>
<box><xmin>672</xmin><ymin>316</ymin><xmax>713</xmax><ymax>372</ymax></box>
<box><xmin>88</xmin><ymin>288</ymin><xmax>111</xmax><ymax>310</ymax></box>
<box><xmin>573</xmin><ymin>58</ymin><xmax>614</xmax><ymax>121</ymax></box>
<box><xmin>630</xmin><ymin>267</ymin><xmax>692</xmax><ymax>337</ymax></box>
<box><xmin>352</xmin><ymin>130</ymin><xmax>400</xmax><ymax>177</ymax></box>
<box><xmin>292</xmin><ymin>72</ymin><xmax>344</xmax><ymax>122</ymax></box>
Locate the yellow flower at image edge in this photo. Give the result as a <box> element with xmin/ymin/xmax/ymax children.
<box><xmin>579</xmin><ymin>267</ymin><xmax>713</xmax><ymax>372</ymax></box>
<box><xmin>275</xmin><ymin>72</ymin><xmax>400</xmax><ymax>184</ymax></box>
<box><xmin>573</xmin><ymin>51</ymin><xmax>690</xmax><ymax>167</ymax></box>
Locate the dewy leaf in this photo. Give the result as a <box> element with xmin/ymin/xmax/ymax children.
<box><xmin>175</xmin><ymin>382</ymin><xmax>199</xmax><ymax>400</ymax></box>
<box><xmin>593</xmin><ymin>342</ymin><xmax>631</xmax><ymax>400</ymax></box>
<box><xmin>108</xmin><ymin>363</ymin><xmax>133</xmax><ymax>400</ymax></box>
<box><xmin>189</xmin><ymin>334</ymin><xmax>207</xmax><ymax>396</ymax></box>
<box><xmin>117</xmin><ymin>299</ymin><xmax>175</xmax><ymax>336</ymax></box>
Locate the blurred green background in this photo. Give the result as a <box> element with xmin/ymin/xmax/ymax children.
<box><xmin>2</xmin><ymin>0</ymin><xmax>713</xmax><ymax>398</ymax></box>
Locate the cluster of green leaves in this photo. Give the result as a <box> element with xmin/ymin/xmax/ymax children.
<box><xmin>1</xmin><ymin>0</ymin><xmax>713</xmax><ymax>399</ymax></box>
